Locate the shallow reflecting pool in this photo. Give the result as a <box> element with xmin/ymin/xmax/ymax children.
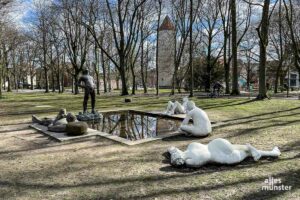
<box><xmin>87</xmin><ymin>110</ymin><xmax>182</xmax><ymax>141</ymax></box>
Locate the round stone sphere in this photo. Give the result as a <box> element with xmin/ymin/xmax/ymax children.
<box><xmin>66</xmin><ymin>122</ymin><xmax>88</xmax><ymax>136</ymax></box>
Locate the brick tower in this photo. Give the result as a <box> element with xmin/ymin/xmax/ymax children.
<box><xmin>158</xmin><ymin>16</ymin><xmax>175</xmax><ymax>88</ymax></box>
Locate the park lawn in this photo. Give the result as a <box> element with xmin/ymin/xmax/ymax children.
<box><xmin>0</xmin><ymin>92</ymin><xmax>299</xmax><ymax>199</ymax></box>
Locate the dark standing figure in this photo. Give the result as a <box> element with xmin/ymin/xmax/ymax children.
<box><xmin>213</xmin><ymin>82</ymin><xmax>223</xmax><ymax>97</ymax></box>
<box><xmin>77</xmin><ymin>69</ymin><xmax>96</xmax><ymax>113</ymax></box>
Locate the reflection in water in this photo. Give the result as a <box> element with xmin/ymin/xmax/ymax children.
<box><xmin>88</xmin><ymin>111</ymin><xmax>181</xmax><ymax>141</ymax></box>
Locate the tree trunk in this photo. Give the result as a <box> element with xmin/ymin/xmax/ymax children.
<box><xmin>275</xmin><ymin>0</ymin><xmax>283</xmax><ymax>94</ymax></box>
<box><xmin>120</xmin><ymin>71</ymin><xmax>128</xmax><ymax>95</ymax></box>
<box><xmin>0</xmin><ymin>64</ymin><xmax>2</xmax><ymax>97</ymax></box>
<box><xmin>7</xmin><ymin>75</ymin><xmax>11</xmax><ymax>92</ymax></box>
<box><xmin>93</xmin><ymin>45</ymin><xmax>100</xmax><ymax>95</ymax></box>
<box><xmin>100</xmin><ymin>49</ymin><xmax>107</xmax><ymax>93</ymax></box>
<box><xmin>74</xmin><ymin>70</ymin><xmax>80</xmax><ymax>94</ymax></box>
<box><xmin>71</xmin><ymin>76</ymin><xmax>74</xmax><ymax>94</ymax></box>
<box><xmin>96</xmin><ymin>72</ymin><xmax>100</xmax><ymax>95</ymax></box>
<box><xmin>156</xmin><ymin>0</ymin><xmax>162</xmax><ymax>96</ymax></box>
<box><xmin>206</xmin><ymin>37</ymin><xmax>212</xmax><ymax>92</ymax></box>
<box><xmin>61</xmin><ymin>72</ymin><xmax>65</xmax><ymax>93</ymax></box>
<box><xmin>116</xmin><ymin>77</ymin><xmax>119</xmax><ymax>90</ymax></box>
<box><xmin>257</xmin><ymin>0</ymin><xmax>270</xmax><ymax>100</ymax></box>
<box><xmin>108</xmin><ymin>64</ymin><xmax>111</xmax><ymax>92</ymax></box>
<box><xmin>0</xmin><ymin>83</ymin><xmax>2</xmax><ymax>98</ymax></box>
<box><xmin>119</xmin><ymin>56</ymin><xmax>128</xmax><ymax>96</ymax></box>
<box><xmin>30</xmin><ymin>75</ymin><xmax>34</xmax><ymax>90</ymax></box>
<box><xmin>231</xmin><ymin>0</ymin><xmax>240</xmax><ymax>95</ymax></box>
<box><xmin>44</xmin><ymin>68</ymin><xmax>49</xmax><ymax>93</ymax></box>
<box><xmin>51</xmin><ymin>69</ymin><xmax>55</xmax><ymax>92</ymax></box>
<box><xmin>274</xmin><ymin>65</ymin><xmax>281</xmax><ymax>93</ymax></box>
<box><xmin>189</xmin><ymin>0</ymin><xmax>194</xmax><ymax>97</ymax></box>
<box><xmin>57</xmin><ymin>73</ymin><xmax>61</xmax><ymax>93</ymax></box>
<box><xmin>247</xmin><ymin>63</ymin><xmax>250</xmax><ymax>90</ymax></box>
<box><xmin>225</xmin><ymin>62</ymin><xmax>230</xmax><ymax>94</ymax></box>
<box><xmin>13</xmin><ymin>71</ymin><xmax>17</xmax><ymax>90</ymax></box>
<box><xmin>131</xmin><ymin>64</ymin><xmax>136</xmax><ymax>95</ymax></box>
<box><xmin>140</xmin><ymin>30</ymin><xmax>147</xmax><ymax>94</ymax></box>
<box><xmin>283</xmin><ymin>0</ymin><xmax>300</xmax><ymax>79</ymax></box>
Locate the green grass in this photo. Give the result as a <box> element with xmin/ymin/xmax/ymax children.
<box><xmin>0</xmin><ymin>92</ymin><xmax>299</xmax><ymax>199</ymax></box>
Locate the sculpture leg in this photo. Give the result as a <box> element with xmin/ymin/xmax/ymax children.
<box><xmin>180</xmin><ymin>125</ymin><xmax>208</xmax><ymax>136</ymax></box>
<box><xmin>165</xmin><ymin>101</ymin><xmax>175</xmax><ymax>115</ymax></box>
<box><xmin>32</xmin><ymin>115</ymin><xmax>53</xmax><ymax>126</ymax></box>
<box><xmin>258</xmin><ymin>147</ymin><xmax>281</xmax><ymax>157</ymax></box>
<box><xmin>48</xmin><ymin>124</ymin><xmax>67</xmax><ymax>132</ymax></box>
<box><xmin>91</xmin><ymin>89</ymin><xmax>96</xmax><ymax>113</ymax></box>
<box><xmin>83</xmin><ymin>91</ymin><xmax>89</xmax><ymax>113</ymax></box>
<box><xmin>174</xmin><ymin>101</ymin><xmax>184</xmax><ymax>114</ymax></box>
<box><xmin>208</xmin><ymin>139</ymin><xmax>249</xmax><ymax>164</ymax></box>
<box><xmin>246</xmin><ymin>144</ymin><xmax>280</xmax><ymax>161</ymax></box>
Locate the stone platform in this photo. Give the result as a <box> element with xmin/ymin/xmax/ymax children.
<box><xmin>29</xmin><ymin>123</ymin><xmax>99</xmax><ymax>142</ymax></box>
<box><xmin>29</xmin><ymin>123</ymin><xmax>182</xmax><ymax>145</ymax></box>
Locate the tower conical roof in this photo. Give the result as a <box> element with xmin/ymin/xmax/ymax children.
<box><xmin>159</xmin><ymin>16</ymin><xmax>175</xmax><ymax>31</ymax></box>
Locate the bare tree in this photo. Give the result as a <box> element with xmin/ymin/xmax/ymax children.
<box><xmin>231</xmin><ymin>0</ymin><xmax>239</xmax><ymax>95</ymax></box>
<box><xmin>200</xmin><ymin>0</ymin><xmax>223</xmax><ymax>92</ymax></box>
<box><xmin>155</xmin><ymin>0</ymin><xmax>162</xmax><ymax>95</ymax></box>
<box><xmin>256</xmin><ymin>0</ymin><xmax>275</xmax><ymax>99</ymax></box>
<box><xmin>283</xmin><ymin>0</ymin><xmax>300</xmax><ymax>86</ymax></box>
<box><xmin>57</xmin><ymin>0</ymin><xmax>91</xmax><ymax>94</ymax></box>
<box><xmin>171</xmin><ymin>0</ymin><xmax>201</xmax><ymax>94</ymax></box>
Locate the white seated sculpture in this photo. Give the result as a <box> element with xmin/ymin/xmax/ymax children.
<box><xmin>168</xmin><ymin>138</ymin><xmax>281</xmax><ymax>167</ymax></box>
<box><xmin>179</xmin><ymin>101</ymin><xmax>211</xmax><ymax>137</ymax></box>
<box><xmin>164</xmin><ymin>97</ymin><xmax>189</xmax><ymax>115</ymax></box>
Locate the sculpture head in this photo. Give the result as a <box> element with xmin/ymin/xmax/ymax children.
<box><xmin>56</xmin><ymin>109</ymin><xmax>67</xmax><ymax>119</ymax></box>
<box><xmin>82</xmin><ymin>69</ymin><xmax>89</xmax><ymax>75</ymax></box>
<box><xmin>183</xmin><ymin>97</ymin><xmax>189</xmax><ymax>103</ymax></box>
<box><xmin>66</xmin><ymin>113</ymin><xmax>77</xmax><ymax>123</ymax></box>
<box><xmin>186</xmin><ymin>101</ymin><xmax>196</xmax><ymax>112</ymax></box>
<box><xmin>59</xmin><ymin>108</ymin><xmax>67</xmax><ymax>115</ymax></box>
<box><xmin>168</xmin><ymin>147</ymin><xmax>185</xmax><ymax>166</ymax></box>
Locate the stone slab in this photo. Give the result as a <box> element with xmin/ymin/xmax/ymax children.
<box><xmin>29</xmin><ymin>124</ymin><xmax>99</xmax><ymax>142</ymax></box>
<box><xmin>29</xmin><ymin>123</ymin><xmax>183</xmax><ymax>145</ymax></box>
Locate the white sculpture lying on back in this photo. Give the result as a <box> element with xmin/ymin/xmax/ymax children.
<box><xmin>168</xmin><ymin>138</ymin><xmax>281</xmax><ymax>167</ymax></box>
<box><xmin>164</xmin><ymin>97</ymin><xmax>189</xmax><ymax>115</ymax></box>
<box><xmin>179</xmin><ymin>101</ymin><xmax>212</xmax><ymax>137</ymax></box>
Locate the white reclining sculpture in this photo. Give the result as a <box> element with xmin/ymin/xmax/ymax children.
<box><xmin>164</xmin><ymin>97</ymin><xmax>189</xmax><ymax>115</ymax></box>
<box><xmin>179</xmin><ymin>101</ymin><xmax>212</xmax><ymax>137</ymax></box>
<box><xmin>168</xmin><ymin>138</ymin><xmax>281</xmax><ymax>167</ymax></box>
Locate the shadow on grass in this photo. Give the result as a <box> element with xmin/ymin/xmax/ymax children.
<box><xmin>0</xmin><ymin>109</ymin><xmax>58</xmax><ymax>116</ymax></box>
<box><xmin>0</xmin><ymin>144</ymin><xmax>298</xmax><ymax>200</ymax></box>
<box><xmin>240</xmin><ymin>169</ymin><xmax>299</xmax><ymax>200</ymax></box>
<box><xmin>220</xmin><ymin>106</ymin><xmax>300</xmax><ymax>123</ymax></box>
<box><xmin>224</xmin><ymin>119</ymin><xmax>300</xmax><ymax>139</ymax></box>
<box><xmin>128</xmin><ymin>169</ymin><xmax>299</xmax><ymax>200</ymax></box>
<box><xmin>162</xmin><ymin>134</ymin><xmax>208</xmax><ymax>142</ymax></box>
<box><xmin>34</xmin><ymin>167</ymin><xmax>299</xmax><ymax>200</ymax></box>
<box><xmin>281</xmin><ymin>140</ymin><xmax>300</xmax><ymax>152</ymax></box>
<box><xmin>160</xmin><ymin>152</ymin><xmax>299</xmax><ymax>173</ymax></box>
<box><xmin>201</xmin><ymin>99</ymin><xmax>256</xmax><ymax>110</ymax></box>
<box><xmin>214</xmin><ymin>112</ymin><xmax>300</xmax><ymax>130</ymax></box>
<box><xmin>0</xmin><ymin>126</ymin><xmax>30</xmax><ymax>134</ymax></box>
<box><xmin>0</xmin><ymin>136</ymin><xmax>116</xmax><ymax>158</ymax></box>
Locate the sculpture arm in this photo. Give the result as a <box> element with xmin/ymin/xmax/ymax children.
<box><xmin>182</xmin><ymin>111</ymin><xmax>192</xmax><ymax>125</ymax></box>
<box><xmin>76</xmin><ymin>77</ymin><xmax>86</xmax><ymax>88</ymax></box>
